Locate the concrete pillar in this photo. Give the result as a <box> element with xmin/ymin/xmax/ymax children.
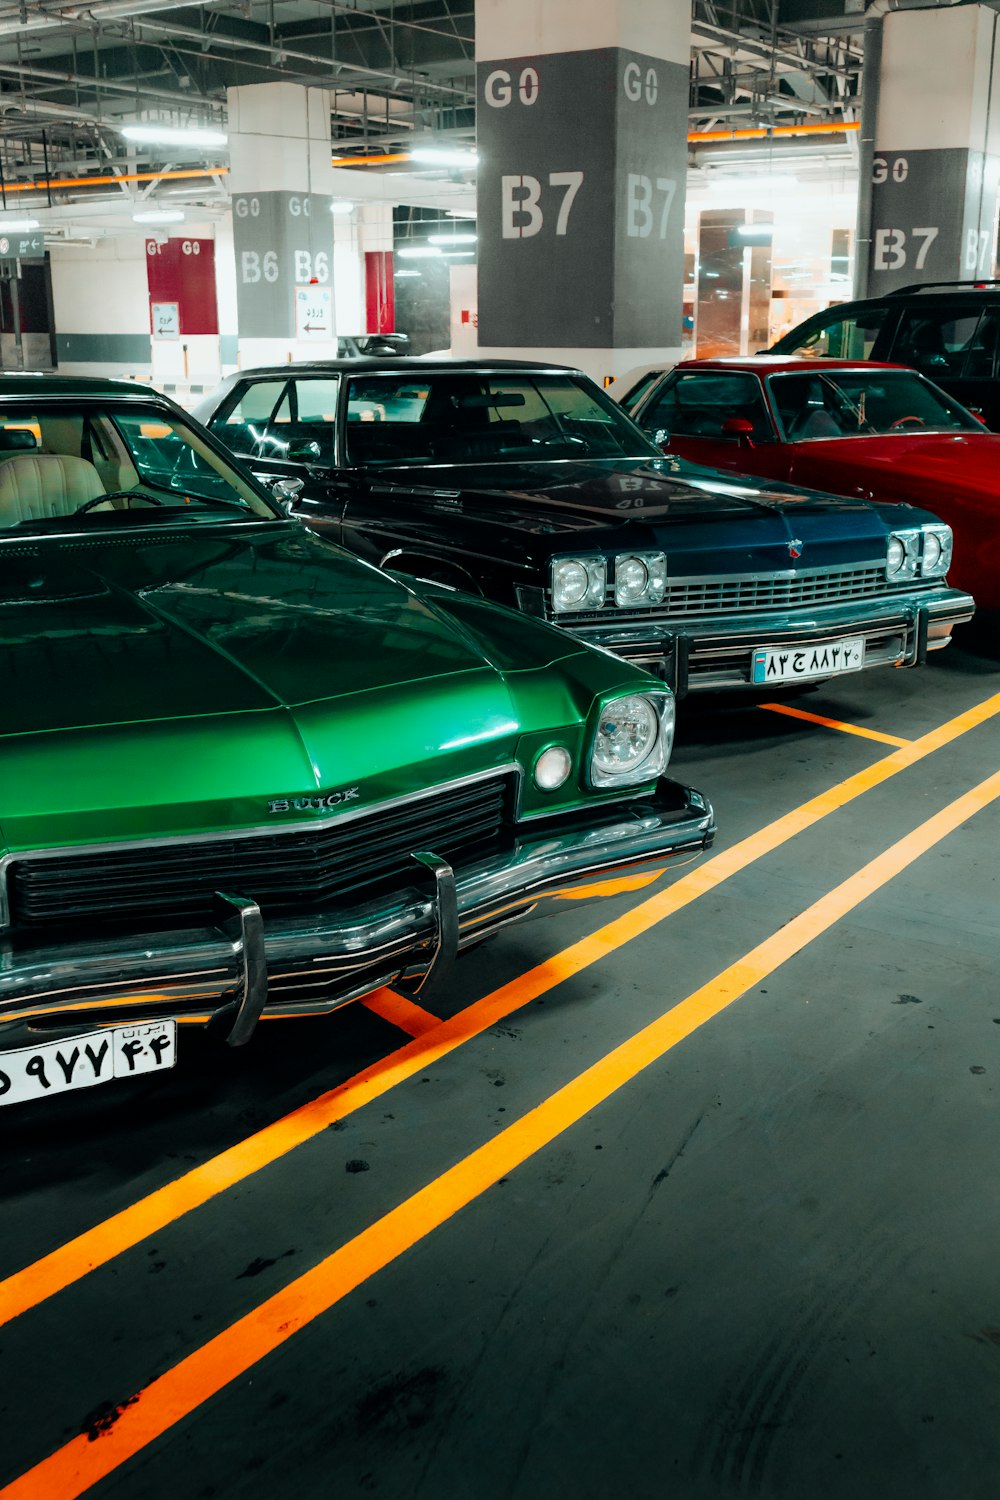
<box><xmin>474</xmin><ymin>0</ymin><xmax>690</xmax><ymax>384</ymax></box>
<box><xmin>227</xmin><ymin>82</ymin><xmax>338</xmax><ymax>364</ymax></box>
<box><xmin>861</xmin><ymin>4</ymin><xmax>1000</xmax><ymax>296</ymax></box>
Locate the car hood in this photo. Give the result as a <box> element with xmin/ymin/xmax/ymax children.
<box><xmin>0</xmin><ymin>522</ymin><xmax>584</xmax><ymax>851</ymax></box>
<box><xmin>374</xmin><ymin>455</ymin><xmax>875</xmax><ymax>530</ymax></box>
<box><xmin>789</xmin><ymin>432</ymin><xmax>1000</xmax><ymax>493</ymax></box>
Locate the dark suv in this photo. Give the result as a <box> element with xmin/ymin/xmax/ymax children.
<box><xmin>768</xmin><ymin>280</ymin><xmax>1000</xmax><ymax>429</ymax></box>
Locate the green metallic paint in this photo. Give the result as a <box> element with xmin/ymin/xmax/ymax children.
<box><xmin>1</xmin><ymin>520</ymin><xmax>663</xmax><ymax>857</ymax></box>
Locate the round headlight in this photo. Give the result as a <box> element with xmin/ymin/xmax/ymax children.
<box><xmin>552</xmin><ymin>559</ymin><xmax>590</xmax><ymax>609</ymax></box>
<box><xmin>923</xmin><ymin>532</ymin><xmax>942</xmax><ymax>572</ymax></box>
<box><xmin>593</xmin><ymin>695</ymin><xmax>659</xmax><ymax>778</ymax></box>
<box><xmin>534</xmin><ymin>745</ymin><xmax>572</xmax><ymax>791</ymax></box>
<box><xmin>886</xmin><ymin>536</ymin><xmax>905</xmax><ymax>576</ymax></box>
<box><xmin>617</xmin><ymin>556</ymin><xmax>648</xmax><ymax>599</ymax></box>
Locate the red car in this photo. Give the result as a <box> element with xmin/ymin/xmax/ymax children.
<box><xmin>627</xmin><ymin>357</ymin><xmax>1000</xmax><ymax>609</ymax></box>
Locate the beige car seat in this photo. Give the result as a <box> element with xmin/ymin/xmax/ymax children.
<box><xmin>0</xmin><ymin>453</ymin><xmax>106</xmax><ymax>524</ymax></box>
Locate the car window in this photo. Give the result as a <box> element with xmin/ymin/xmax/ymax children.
<box><xmin>642</xmin><ymin>372</ymin><xmax>775</xmax><ymax>441</ymax></box>
<box><xmin>781</xmin><ymin>306</ymin><xmax>889</xmax><ymax>359</ymax></box>
<box><xmin>891</xmin><ymin>310</ymin><xmax>984</xmax><ymax>378</ymax></box>
<box><xmin>0</xmin><ymin>403</ymin><xmax>275</xmax><ymax>533</ymax></box>
<box><xmin>343</xmin><ymin>373</ymin><xmax>659</xmax><ymax>465</ymax></box>
<box><xmin>621</xmin><ymin>370</ymin><xmax>663</xmax><ymax>410</ymax></box>
<box><xmin>209</xmin><ymin>380</ymin><xmax>289</xmax><ymax>457</ymax></box>
<box><xmin>768</xmin><ymin>369</ymin><xmax>981</xmax><ymax>440</ymax></box>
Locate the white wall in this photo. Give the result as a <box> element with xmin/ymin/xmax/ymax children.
<box><xmin>50</xmin><ymin>236</ymin><xmax>151</xmax><ymax>376</ymax></box>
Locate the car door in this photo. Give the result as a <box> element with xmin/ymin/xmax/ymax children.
<box><xmin>634</xmin><ymin>369</ymin><xmax>792</xmax><ymax>481</ymax></box>
<box><xmin>203</xmin><ymin>374</ymin><xmax>346</xmax><ymax>537</ymax></box>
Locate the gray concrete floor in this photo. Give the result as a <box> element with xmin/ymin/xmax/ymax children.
<box><xmin>2</xmin><ymin>635</ymin><xmax>999</xmax><ymax>1500</ymax></box>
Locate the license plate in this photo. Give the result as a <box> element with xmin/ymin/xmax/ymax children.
<box><xmin>752</xmin><ymin>637</ymin><xmax>866</xmax><ymax>685</ymax></box>
<box><xmin>0</xmin><ymin>1020</ymin><xmax>177</xmax><ymax>1108</ymax></box>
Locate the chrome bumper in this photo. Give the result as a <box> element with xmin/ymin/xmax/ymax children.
<box><xmin>569</xmin><ymin>586</ymin><xmax>976</xmax><ymax>695</ymax></box>
<box><xmin>0</xmin><ymin>779</ymin><xmax>714</xmax><ymax>1050</ymax></box>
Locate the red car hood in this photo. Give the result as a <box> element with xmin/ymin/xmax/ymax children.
<box><xmin>792</xmin><ymin>432</ymin><xmax>1000</xmax><ymax>492</ymax></box>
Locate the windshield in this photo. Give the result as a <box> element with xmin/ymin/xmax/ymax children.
<box><xmin>344</xmin><ymin>372</ymin><xmax>661</xmax><ymax>466</ymax></box>
<box><xmin>0</xmin><ymin>402</ymin><xmax>278</xmax><ymax>535</ymax></box>
<box><xmin>768</xmin><ymin>369</ymin><xmax>982</xmax><ymax>441</ymax></box>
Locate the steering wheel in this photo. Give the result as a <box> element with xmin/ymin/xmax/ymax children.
<box><xmin>74</xmin><ymin>491</ymin><xmax>164</xmax><ymax>514</ymax></box>
<box><xmin>889</xmin><ymin>415</ymin><xmax>925</xmax><ymax>430</ymax></box>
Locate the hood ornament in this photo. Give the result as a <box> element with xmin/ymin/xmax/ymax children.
<box><xmin>788</xmin><ymin>538</ymin><xmax>803</xmax><ymax>559</ymax></box>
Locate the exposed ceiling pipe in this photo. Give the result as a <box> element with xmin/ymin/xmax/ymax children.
<box><xmin>0</xmin><ymin>0</ymin><xmax>195</xmax><ymax>37</ymax></box>
<box><xmin>0</xmin><ymin>58</ymin><xmax>225</xmax><ymax>112</ymax></box>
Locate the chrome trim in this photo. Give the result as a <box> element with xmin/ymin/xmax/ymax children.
<box><xmin>403</xmin><ymin>852</ymin><xmax>459</xmax><ymax>995</ymax></box>
<box><xmin>0</xmin><ymin>763</ymin><xmax>522</xmax><ymax>934</ymax></box>
<box><xmin>0</xmin><ymin>781</ymin><xmax>715</xmax><ymax>1041</ymax></box>
<box><xmin>212</xmin><ymin>893</ymin><xmax>268</xmax><ymax>1048</ymax></box>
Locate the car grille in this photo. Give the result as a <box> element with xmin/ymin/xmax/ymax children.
<box><xmin>553</xmin><ymin>563</ymin><xmax>912</xmax><ymax>623</ymax></box>
<box><xmin>7</xmin><ymin>773</ymin><xmax>516</xmax><ymax>932</ymax></box>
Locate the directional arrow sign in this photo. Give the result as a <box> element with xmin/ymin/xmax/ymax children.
<box><xmin>0</xmin><ymin>233</ymin><xmax>44</xmax><ymax>260</ymax></box>
<box><xmin>294</xmin><ymin>283</ymin><xmax>332</xmax><ymax>339</ymax></box>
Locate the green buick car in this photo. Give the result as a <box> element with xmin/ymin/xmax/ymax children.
<box><xmin>0</xmin><ymin>376</ymin><xmax>714</xmax><ymax>1107</ymax></box>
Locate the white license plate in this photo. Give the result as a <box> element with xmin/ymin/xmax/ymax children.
<box><xmin>0</xmin><ymin>1020</ymin><xmax>177</xmax><ymax>1108</ymax></box>
<box><xmin>752</xmin><ymin>637</ymin><xmax>866</xmax><ymax>686</ymax></box>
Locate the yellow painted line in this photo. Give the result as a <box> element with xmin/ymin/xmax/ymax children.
<box><xmin>0</xmin><ymin>689</ymin><xmax>998</xmax><ymax>1333</ymax></box>
<box><xmin>758</xmin><ymin>701</ymin><xmax>912</xmax><ymax>747</ymax></box>
<box><xmin>7</xmin><ymin>765</ymin><xmax>999</xmax><ymax>1500</ymax></box>
<box><xmin>360</xmin><ymin>989</ymin><xmax>441</xmax><ymax>1038</ymax></box>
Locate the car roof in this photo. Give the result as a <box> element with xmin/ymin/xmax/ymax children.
<box><xmin>0</xmin><ymin>373</ymin><xmax>161</xmax><ymax>399</ymax></box>
<box><xmin>671</xmin><ymin>356</ymin><xmax>911</xmax><ymax>375</ymax></box>
<box><xmin>227</xmin><ymin>357</ymin><xmax>585</xmax><ymax>380</ymax></box>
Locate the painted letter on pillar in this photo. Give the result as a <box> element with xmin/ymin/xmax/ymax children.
<box><xmin>477</xmin><ymin>48</ymin><xmax>687</xmax><ymax>348</ymax></box>
<box><xmin>232</xmin><ymin>191</ymin><xmax>334</xmax><ymax>338</ymax></box>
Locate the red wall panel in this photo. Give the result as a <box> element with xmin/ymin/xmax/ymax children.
<box><xmin>145</xmin><ymin>236</ymin><xmax>218</xmax><ymax>335</ymax></box>
<box><xmin>365</xmin><ymin>250</ymin><xmax>395</xmax><ymax>333</ymax></box>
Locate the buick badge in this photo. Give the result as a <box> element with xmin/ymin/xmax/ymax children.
<box><xmin>268</xmin><ymin>786</ymin><xmax>360</xmax><ymax>814</ymax></box>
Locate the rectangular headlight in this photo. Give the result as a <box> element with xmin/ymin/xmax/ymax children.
<box><xmin>551</xmin><ymin>556</ymin><xmax>606</xmax><ymax>613</ymax></box>
<box><xmin>590</xmin><ymin>691</ymin><xmax>675</xmax><ymax>788</ymax></box>
<box><xmin>920</xmin><ymin>525</ymin><xmax>952</xmax><ymax>578</ymax></box>
<box><xmin>614</xmin><ymin>551</ymin><xmax>667</xmax><ymax>607</ymax></box>
<box><xmin>886</xmin><ymin>529</ymin><xmax>921</xmax><ymax>581</ymax></box>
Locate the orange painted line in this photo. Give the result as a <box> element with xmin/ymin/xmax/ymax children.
<box><xmin>758</xmin><ymin>701</ymin><xmax>912</xmax><ymax>748</ymax></box>
<box><xmin>360</xmin><ymin>988</ymin><xmax>441</xmax><ymax>1038</ymax></box>
<box><xmin>8</xmin><ymin>764</ymin><xmax>1000</xmax><ymax>1500</ymax></box>
<box><xmin>551</xmin><ymin>868</ymin><xmax>667</xmax><ymax>901</ymax></box>
<box><xmin>0</xmin><ymin>689</ymin><xmax>998</xmax><ymax>1334</ymax></box>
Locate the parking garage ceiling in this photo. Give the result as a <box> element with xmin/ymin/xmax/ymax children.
<box><xmin>0</xmin><ymin>0</ymin><xmax>862</xmax><ymax>215</ymax></box>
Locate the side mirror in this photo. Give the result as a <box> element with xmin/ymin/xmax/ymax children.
<box><xmin>271</xmin><ymin>476</ymin><xmax>304</xmax><ymax>511</ymax></box>
<box><xmin>286</xmin><ymin>439</ymin><xmax>322</xmax><ymax>463</ymax></box>
<box><xmin>653</xmin><ymin>427</ymin><xmax>671</xmax><ymax>451</ymax></box>
<box><xmin>722</xmin><ymin>416</ymin><xmax>755</xmax><ymax>447</ymax></box>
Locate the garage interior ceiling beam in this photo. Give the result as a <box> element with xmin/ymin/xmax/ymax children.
<box><xmin>0</xmin><ymin>0</ymin><xmax>864</xmax><ymax>204</ymax></box>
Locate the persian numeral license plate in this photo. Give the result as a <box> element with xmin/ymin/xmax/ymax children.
<box><xmin>0</xmin><ymin>1020</ymin><xmax>177</xmax><ymax>1108</ymax></box>
<box><xmin>752</xmin><ymin>637</ymin><xmax>866</xmax><ymax>686</ymax></box>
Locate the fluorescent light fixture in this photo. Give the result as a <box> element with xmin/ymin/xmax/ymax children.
<box><xmin>408</xmin><ymin>147</ymin><xmax>478</xmax><ymax>168</ymax></box>
<box><xmin>395</xmin><ymin>269</ymin><xmax>422</xmax><ymax>278</ymax></box>
<box><xmin>132</xmin><ymin>209</ymin><xmax>185</xmax><ymax>224</ymax></box>
<box><xmin>122</xmin><ymin>124</ymin><xmax>227</xmax><ymax>148</ymax></box>
<box><xmin>441</xmin><ymin>250</ymin><xmax>475</xmax><ymax>258</ymax></box>
<box><xmin>330</xmin><ymin>200</ymin><xmax>354</xmax><ymax>215</ymax></box>
<box><xmin>428</xmin><ymin>232</ymin><xmax>478</xmax><ymax>246</ymax></box>
<box><xmin>734</xmin><ymin>224</ymin><xmax>774</xmax><ymax>242</ymax></box>
<box><xmin>397</xmin><ymin>245</ymin><xmax>443</xmax><ymax>259</ymax></box>
<box><xmin>0</xmin><ymin>217</ymin><xmax>39</xmax><ymax>232</ymax></box>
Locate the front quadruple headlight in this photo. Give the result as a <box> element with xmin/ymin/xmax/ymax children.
<box><xmin>551</xmin><ymin>556</ymin><xmax>606</xmax><ymax>612</ymax></box>
<box><xmin>614</xmin><ymin>551</ymin><xmax>667</xmax><ymax>608</ymax></box>
<box><xmin>887</xmin><ymin>526</ymin><xmax>952</xmax><ymax>580</ymax></box>
<box><xmin>920</xmin><ymin>525</ymin><xmax>953</xmax><ymax>578</ymax></box>
<box><xmin>590</xmin><ymin>691</ymin><xmax>675</xmax><ymax>788</ymax></box>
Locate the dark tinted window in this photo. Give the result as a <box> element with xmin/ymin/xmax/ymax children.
<box><xmin>891</xmin><ymin>309</ymin><xmax>984</xmax><ymax>377</ymax></box>
<box><xmin>769</xmin><ymin>369</ymin><xmax>981</xmax><ymax>440</ymax></box>
<box><xmin>779</xmin><ymin>305</ymin><xmax>889</xmax><ymax>359</ymax></box>
<box><xmin>643</xmin><ymin>371</ymin><xmax>774</xmax><ymax>440</ymax></box>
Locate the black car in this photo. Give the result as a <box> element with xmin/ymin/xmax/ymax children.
<box><xmin>768</xmin><ymin>280</ymin><xmax>1000</xmax><ymax>429</ymax></box>
<box><xmin>193</xmin><ymin>360</ymin><xmax>973</xmax><ymax>697</ymax></box>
